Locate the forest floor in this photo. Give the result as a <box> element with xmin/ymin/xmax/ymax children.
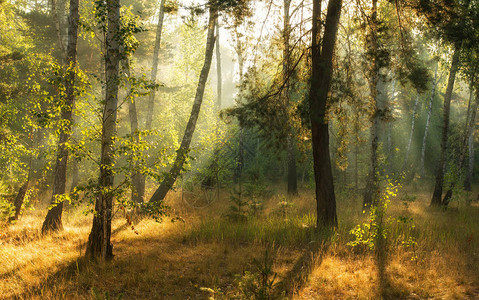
<box><xmin>1</xmin><ymin>182</ymin><xmax>479</xmax><ymax>299</ymax></box>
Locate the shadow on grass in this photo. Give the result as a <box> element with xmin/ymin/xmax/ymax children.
<box><xmin>273</xmin><ymin>229</ymin><xmax>332</xmax><ymax>297</ymax></box>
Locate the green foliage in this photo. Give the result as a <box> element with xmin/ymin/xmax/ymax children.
<box><xmin>348</xmin><ymin>178</ymin><xmax>401</xmax><ymax>251</ymax></box>
<box><xmin>226</xmin><ymin>184</ymin><xmax>249</xmax><ymax>222</ymax></box>
<box><xmin>348</xmin><ymin>178</ymin><xmax>419</xmax><ymax>261</ymax></box>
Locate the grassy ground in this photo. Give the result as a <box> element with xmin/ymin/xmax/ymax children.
<box><xmin>1</xmin><ymin>184</ymin><xmax>479</xmax><ymax>299</ymax></box>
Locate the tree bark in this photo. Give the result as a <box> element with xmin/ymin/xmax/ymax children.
<box><xmin>148</xmin><ymin>8</ymin><xmax>217</xmax><ymax>204</ymax></box>
<box><xmin>442</xmin><ymin>91</ymin><xmax>478</xmax><ymax>205</ymax></box>
<box><xmin>51</xmin><ymin>0</ymin><xmax>67</xmax><ymax>62</ymax></box>
<box><xmin>363</xmin><ymin>0</ymin><xmax>380</xmax><ymax>207</ymax></box>
<box><xmin>124</xmin><ymin>60</ymin><xmax>145</xmax><ymax>204</ymax></box>
<box><xmin>431</xmin><ymin>43</ymin><xmax>461</xmax><ymax>207</ymax></box>
<box><xmin>145</xmin><ymin>0</ymin><xmax>166</xmax><ymax>130</ymax></box>
<box><xmin>215</xmin><ymin>18</ymin><xmax>222</xmax><ymax>109</ymax></box>
<box><xmin>402</xmin><ymin>95</ymin><xmax>419</xmax><ymax>171</ymax></box>
<box><xmin>86</xmin><ymin>0</ymin><xmax>120</xmax><ymax>261</ymax></box>
<box><xmin>42</xmin><ymin>0</ymin><xmax>79</xmax><ymax>233</ymax></box>
<box><xmin>419</xmin><ymin>62</ymin><xmax>438</xmax><ymax>177</ymax></box>
<box><xmin>309</xmin><ymin>0</ymin><xmax>341</xmax><ymax>228</ymax></box>
<box><xmin>464</xmin><ymin>74</ymin><xmax>476</xmax><ymax>190</ymax></box>
<box><xmin>70</xmin><ymin>158</ymin><xmax>79</xmax><ymax>192</ymax></box>
<box><xmin>9</xmin><ymin>182</ymin><xmax>29</xmax><ymax>222</ymax></box>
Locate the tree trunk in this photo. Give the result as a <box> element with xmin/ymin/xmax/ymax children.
<box><xmin>70</xmin><ymin>158</ymin><xmax>79</xmax><ymax>192</ymax></box>
<box><xmin>283</xmin><ymin>0</ymin><xmax>298</xmax><ymax>196</ymax></box>
<box><xmin>464</xmin><ymin>74</ymin><xmax>476</xmax><ymax>190</ymax></box>
<box><xmin>145</xmin><ymin>0</ymin><xmax>166</xmax><ymax>130</ymax></box>
<box><xmin>309</xmin><ymin>0</ymin><xmax>341</xmax><ymax>228</ymax></box>
<box><xmin>124</xmin><ymin>60</ymin><xmax>145</xmax><ymax>204</ymax></box>
<box><xmin>148</xmin><ymin>8</ymin><xmax>217</xmax><ymax>204</ymax></box>
<box><xmin>442</xmin><ymin>91</ymin><xmax>478</xmax><ymax>205</ymax></box>
<box><xmin>402</xmin><ymin>95</ymin><xmax>419</xmax><ymax>171</ymax></box>
<box><xmin>51</xmin><ymin>0</ymin><xmax>66</xmax><ymax>62</ymax></box>
<box><xmin>86</xmin><ymin>0</ymin><xmax>120</xmax><ymax>261</ymax></box>
<box><xmin>42</xmin><ymin>0</ymin><xmax>79</xmax><ymax>233</ymax></box>
<box><xmin>431</xmin><ymin>43</ymin><xmax>461</xmax><ymax>207</ymax></box>
<box><xmin>9</xmin><ymin>182</ymin><xmax>29</xmax><ymax>222</ymax></box>
<box><xmin>420</xmin><ymin>62</ymin><xmax>438</xmax><ymax>177</ymax></box>
<box><xmin>363</xmin><ymin>0</ymin><xmax>380</xmax><ymax>207</ymax></box>
<box><xmin>386</xmin><ymin>80</ymin><xmax>396</xmax><ymax>165</ymax></box>
<box><xmin>215</xmin><ymin>18</ymin><xmax>222</xmax><ymax>109</ymax></box>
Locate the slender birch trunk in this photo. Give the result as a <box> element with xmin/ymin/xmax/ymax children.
<box><xmin>42</xmin><ymin>0</ymin><xmax>79</xmax><ymax>233</ymax></box>
<box><xmin>215</xmin><ymin>18</ymin><xmax>222</xmax><ymax>109</ymax></box>
<box><xmin>124</xmin><ymin>60</ymin><xmax>145</xmax><ymax>203</ymax></box>
<box><xmin>431</xmin><ymin>43</ymin><xmax>461</xmax><ymax>206</ymax></box>
<box><xmin>403</xmin><ymin>95</ymin><xmax>419</xmax><ymax>171</ymax></box>
<box><xmin>86</xmin><ymin>0</ymin><xmax>121</xmax><ymax>260</ymax></box>
<box><xmin>149</xmin><ymin>8</ymin><xmax>217</xmax><ymax>203</ymax></box>
<box><xmin>363</xmin><ymin>0</ymin><xmax>380</xmax><ymax>207</ymax></box>
<box><xmin>145</xmin><ymin>0</ymin><xmax>166</xmax><ymax>130</ymax></box>
<box><xmin>420</xmin><ymin>63</ymin><xmax>438</xmax><ymax>177</ymax></box>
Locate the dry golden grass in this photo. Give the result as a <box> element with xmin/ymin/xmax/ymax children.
<box><xmin>1</xmin><ymin>185</ymin><xmax>479</xmax><ymax>299</ymax></box>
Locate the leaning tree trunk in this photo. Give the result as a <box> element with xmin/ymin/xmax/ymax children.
<box><xmin>431</xmin><ymin>43</ymin><xmax>461</xmax><ymax>207</ymax></box>
<box><xmin>145</xmin><ymin>0</ymin><xmax>166</xmax><ymax>130</ymax></box>
<box><xmin>42</xmin><ymin>0</ymin><xmax>79</xmax><ymax>233</ymax></box>
<box><xmin>124</xmin><ymin>60</ymin><xmax>145</xmax><ymax>204</ymax></box>
<box><xmin>442</xmin><ymin>90</ymin><xmax>478</xmax><ymax>205</ymax></box>
<box><xmin>86</xmin><ymin>0</ymin><xmax>120</xmax><ymax>261</ymax></box>
<box><xmin>363</xmin><ymin>0</ymin><xmax>380</xmax><ymax>207</ymax></box>
<box><xmin>8</xmin><ymin>182</ymin><xmax>29</xmax><ymax>222</ymax></box>
<box><xmin>149</xmin><ymin>8</ymin><xmax>217</xmax><ymax>204</ymax></box>
<box><xmin>309</xmin><ymin>0</ymin><xmax>342</xmax><ymax>228</ymax></box>
<box><xmin>283</xmin><ymin>0</ymin><xmax>298</xmax><ymax>195</ymax></box>
<box><xmin>402</xmin><ymin>95</ymin><xmax>419</xmax><ymax>172</ymax></box>
<box><xmin>419</xmin><ymin>62</ymin><xmax>438</xmax><ymax>177</ymax></box>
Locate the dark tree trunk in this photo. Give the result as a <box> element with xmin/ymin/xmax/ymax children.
<box><xmin>431</xmin><ymin>43</ymin><xmax>461</xmax><ymax>207</ymax></box>
<box><xmin>145</xmin><ymin>0</ymin><xmax>166</xmax><ymax>130</ymax></box>
<box><xmin>9</xmin><ymin>182</ymin><xmax>29</xmax><ymax>222</ymax></box>
<box><xmin>42</xmin><ymin>0</ymin><xmax>79</xmax><ymax>233</ymax></box>
<box><xmin>149</xmin><ymin>8</ymin><xmax>217</xmax><ymax>203</ymax></box>
<box><xmin>309</xmin><ymin>0</ymin><xmax>341</xmax><ymax>228</ymax></box>
<box><xmin>363</xmin><ymin>0</ymin><xmax>380</xmax><ymax>208</ymax></box>
<box><xmin>86</xmin><ymin>0</ymin><xmax>120</xmax><ymax>261</ymax></box>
